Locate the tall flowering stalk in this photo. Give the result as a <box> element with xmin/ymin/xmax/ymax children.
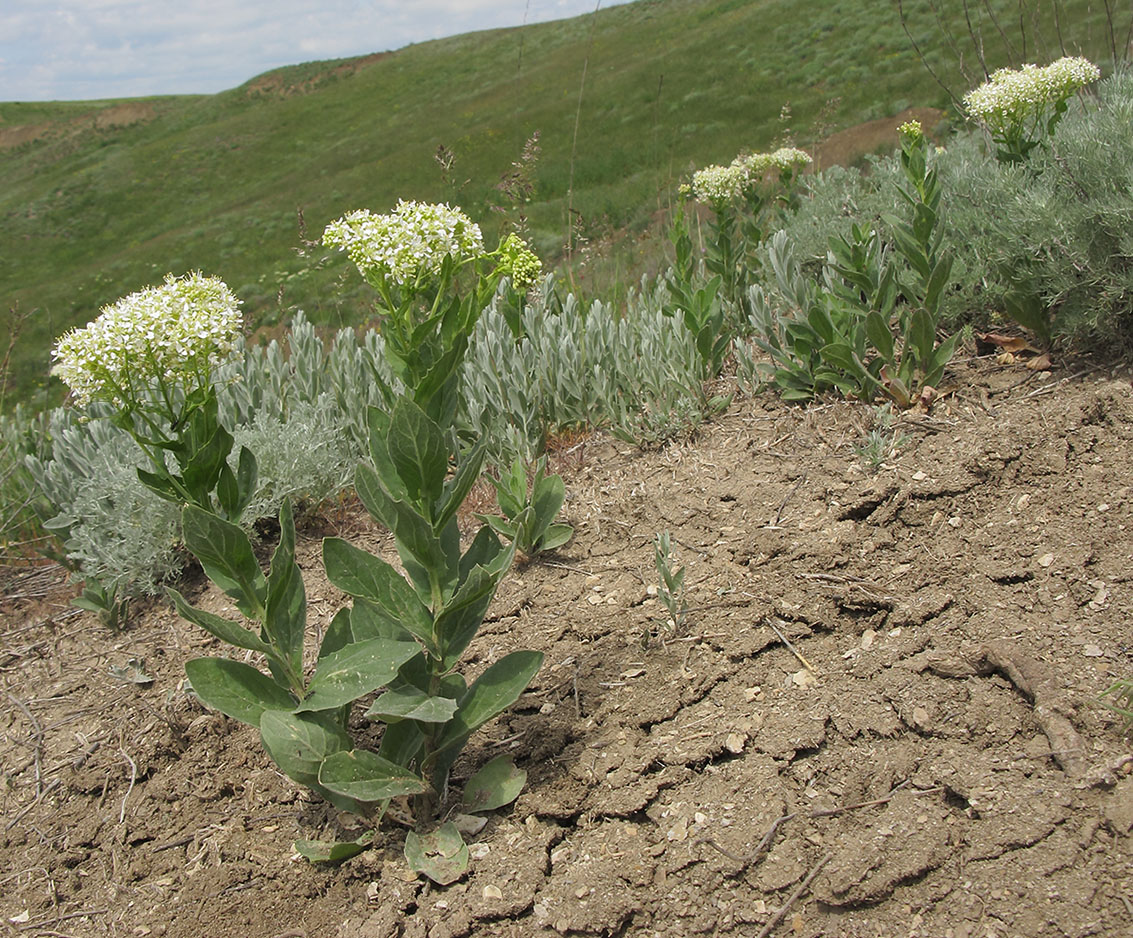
<box><xmin>680</xmin><ymin>146</ymin><xmax>811</xmax><ymax>312</ymax></box>
<box><xmin>51</xmin><ymin>272</ymin><xmax>257</xmax><ymax>521</ymax></box>
<box><xmin>324</xmin><ymin>201</ymin><xmax>540</xmax><ymax>422</ymax></box>
<box><xmin>964</xmin><ymin>56</ymin><xmax>1101</xmax><ymax>163</ymax></box>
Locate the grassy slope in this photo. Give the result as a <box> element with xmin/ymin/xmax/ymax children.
<box><xmin>0</xmin><ymin>0</ymin><xmax>1117</xmax><ymax>408</ymax></box>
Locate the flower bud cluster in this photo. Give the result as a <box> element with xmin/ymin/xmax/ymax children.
<box><xmin>52</xmin><ymin>272</ymin><xmax>242</xmax><ymax>407</ymax></box>
<box><xmin>691</xmin><ymin>147</ymin><xmax>811</xmax><ymax>205</ymax></box>
<box><xmin>898</xmin><ymin>120</ymin><xmax>924</xmax><ymax>143</ymax></box>
<box><xmin>497</xmin><ymin>233</ymin><xmax>543</xmax><ymax>290</ymax></box>
<box><xmin>963</xmin><ymin>56</ymin><xmax>1100</xmax><ymax>132</ymax></box>
<box><xmin>323</xmin><ymin>200</ymin><xmax>484</xmax><ymax>287</ymax></box>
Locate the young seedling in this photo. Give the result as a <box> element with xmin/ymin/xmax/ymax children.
<box><xmin>653</xmin><ymin>530</ymin><xmax>687</xmax><ymax>633</ymax></box>
<box><xmin>477</xmin><ymin>455</ymin><xmax>573</xmax><ymax>560</ymax></box>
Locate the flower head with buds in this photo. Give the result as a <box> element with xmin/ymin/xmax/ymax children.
<box><xmin>496</xmin><ymin>233</ymin><xmax>543</xmax><ymax>291</ymax></box>
<box><xmin>691</xmin><ymin>147</ymin><xmax>811</xmax><ymax>207</ymax></box>
<box><xmin>323</xmin><ymin>200</ymin><xmax>484</xmax><ymax>289</ymax></box>
<box><xmin>898</xmin><ymin>120</ymin><xmax>924</xmax><ymax>144</ymax></box>
<box><xmin>963</xmin><ymin>56</ymin><xmax>1100</xmax><ymax>161</ymax></box>
<box><xmin>52</xmin><ymin>272</ymin><xmax>242</xmax><ymax>407</ymax></box>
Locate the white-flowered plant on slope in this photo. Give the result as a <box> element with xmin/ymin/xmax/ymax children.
<box><xmin>51</xmin><ymin>272</ymin><xmax>257</xmax><ymax>522</ymax></box>
<box><xmin>677</xmin><ymin>145</ymin><xmax>812</xmax><ymax>321</ymax></box>
<box><xmin>151</xmin><ymin>201</ymin><xmax>548</xmax><ymax>882</ymax></box>
<box><xmin>324</xmin><ymin>202</ymin><xmax>541</xmax><ymax>419</ymax></box>
<box><xmin>964</xmin><ymin>56</ymin><xmax>1101</xmax><ymax>163</ymax></box>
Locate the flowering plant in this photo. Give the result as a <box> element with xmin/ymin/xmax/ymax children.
<box><xmin>964</xmin><ymin>56</ymin><xmax>1101</xmax><ymax>163</ymax></box>
<box><xmin>163</xmin><ymin>201</ymin><xmax>546</xmax><ymax>881</ymax></box>
<box><xmin>51</xmin><ymin>272</ymin><xmax>257</xmax><ymax>521</ymax></box>
<box><xmin>681</xmin><ymin>145</ymin><xmax>811</xmax><ymax>313</ymax></box>
<box><xmin>324</xmin><ymin>202</ymin><xmax>540</xmax><ymax>420</ymax></box>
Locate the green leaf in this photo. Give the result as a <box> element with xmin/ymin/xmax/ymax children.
<box><xmin>298</xmin><ymin>638</ymin><xmax>422</xmax><ymax>712</ymax></box>
<box><xmin>168</xmin><ymin>587</ymin><xmax>272</xmax><ymax>656</ymax></box>
<box><xmin>319</xmin><ymin>607</ymin><xmax>354</xmax><ymax>660</ymax></box>
<box><xmin>135</xmin><ymin>467</ymin><xmax>183</xmax><ymax>504</ymax></box>
<box><xmin>538</xmin><ymin>523</ymin><xmax>574</xmax><ymax>552</ymax></box>
<box><xmin>180</xmin><ymin>505</ymin><xmax>266</xmax><ymax>618</ymax></box>
<box><xmin>181</xmin><ymin>423</ymin><xmax>234</xmax><ymax>507</ymax></box>
<box><xmin>365</xmin><ymin>687</ymin><xmax>459</xmax><ymax>723</ymax></box>
<box><xmin>322</xmin><ymin>537</ymin><xmax>435</xmax><ymax>652</ymax></box>
<box><xmin>404</xmin><ymin>823</ymin><xmax>468</xmax><ymax>886</ymax></box>
<box><xmin>436</xmin><ymin>651</ymin><xmax>543</xmax><ymax>755</ymax></box>
<box><xmin>185</xmin><ymin>658</ymin><xmax>295</xmax><ymax>727</ymax></box>
<box><xmin>265</xmin><ymin>501</ymin><xmax>305</xmax><ymax>680</ymax></box>
<box><xmin>435</xmin><ymin>439</ymin><xmax>488</xmax><ymax>532</ymax></box>
<box><xmin>355</xmin><ymin>466</ymin><xmax>447</xmax><ymax>578</ymax></box>
<box><xmin>387</xmin><ymin>398</ymin><xmax>448</xmax><ymax>509</ymax></box>
<box><xmin>463</xmin><ymin>756</ymin><xmax>527</xmax><ymax>812</ymax></box>
<box><xmin>318</xmin><ymin>749</ymin><xmax>430</xmax><ymax>802</ymax></box>
<box><xmin>259</xmin><ymin>708</ymin><xmax>352</xmax><ymax>787</ymax></box>
<box><xmin>865</xmin><ymin>311</ymin><xmax>895</xmax><ymax>363</ymax></box>
<box><xmin>294</xmin><ymin>831</ymin><xmax>374</xmax><ymax>864</ymax></box>
<box><xmin>907</xmin><ymin>308</ymin><xmax>937</xmax><ymax>365</ymax></box>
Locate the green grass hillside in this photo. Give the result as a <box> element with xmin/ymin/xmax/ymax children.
<box><xmin>0</xmin><ymin>0</ymin><xmax>1120</xmax><ymax>408</ymax></box>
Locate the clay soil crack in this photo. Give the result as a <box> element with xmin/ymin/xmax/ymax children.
<box><xmin>2</xmin><ymin>363</ymin><xmax>1132</xmax><ymax>938</ymax></box>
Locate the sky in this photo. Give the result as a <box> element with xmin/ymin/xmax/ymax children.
<box><xmin>0</xmin><ymin>1</ymin><xmax>633</xmax><ymax>103</ymax></box>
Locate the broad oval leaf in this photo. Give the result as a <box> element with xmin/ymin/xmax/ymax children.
<box><xmin>322</xmin><ymin>538</ymin><xmax>435</xmax><ymax>652</ymax></box>
<box><xmin>463</xmin><ymin>755</ymin><xmax>527</xmax><ymax>813</ymax></box>
<box><xmin>298</xmin><ymin>638</ymin><xmax>422</xmax><ymax>712</ymax></box>
<box><xmin>260</xmin><ymin>709</ymin><xmax>351</xmax><ymax>786</ymax></box>
<box><xmin>436</xmin><ymin>651</ymin><xmax>543</xmax><ymax>755</ymax></box>
<box><xmin>404</xmin><ymin>823</ymin><xmax>468</xmax><ymax>886</ymax></box>
<box><xmin>318</xmin><ymin>749</ymin><xmax>430</xmax><ymax>802</ymax></box>
<box><xmin>186</xmin><ymin>657</ymin><xmax>295</xmax><ymax>727</ymax></box>
<box><xmin>365</xmin><ymin>687</ymin><xmax>459</xmax><ymax>723</ymax></box>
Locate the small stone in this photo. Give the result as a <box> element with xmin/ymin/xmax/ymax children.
<box><xmin>860</xmin><ymin>629</ymin><xmax>876</xmax><ymax>650</ymax></box>
<box><xmin>725</xmin><ymin>732</ymin><xmax>747</xmax><ymax>754</ymax></box>
<box><xmin>1037</xmin><ymin>552</ymin><xmax>1055</xmax><ymax>568</ymax></box>
<box><xmin>483</xmin><ymin>885</ymin><xmax>503</xmax><ymax>900</ymax></box>
<box><xmin>1083</xmin><ymin>644</ymin><xmax>1104</xmax><ymax>658</ymax></box>
<box><xmin>574</xmin><ymin>886</ymin><xmax>589</xmax><ymax>899</ymax></box>
<box><xmin>912</xmin><ymin>706</ymin><xmax>931</xmax><ymax>730</ymax></box>
<box><xmin>912</xmin><ymin>470</ymin><xmax>928</xmax><ymax>481</ymax></box>
<box><xmin>948</xmin><ymin>516</ymin><xmax>962</xmax><ymax>528</ymax></box>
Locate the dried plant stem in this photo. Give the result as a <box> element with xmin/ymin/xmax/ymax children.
<box><xmin>754</xmin><ymin>852</ymin><xmax>831</xmax><ymax>938</ymax></box>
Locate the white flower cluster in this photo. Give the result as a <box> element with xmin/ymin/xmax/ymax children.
<box><xmin>323</xmin><ymin>200</ymin><xmax>484</xmax><ymax>288</ymax></box>
<box><xmin>964</xmin><ymin>56</ymin><xmax>1100</xmax><ymax>131</ymax></box>
<box><xmin>52</xmin><ymin>273</ymin><xmax>242</xmax><ymax>407</ymax></box>
<box><xmin>691</xmin><ymin>147</ymin><xmax>812</xmax><ymax>204</ymax></box>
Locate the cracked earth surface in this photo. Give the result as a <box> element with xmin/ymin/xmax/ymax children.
<box><xmin>2</xmin><ymin>359</ymin><xmax>1131</xmax><ymax>938</ymax></box>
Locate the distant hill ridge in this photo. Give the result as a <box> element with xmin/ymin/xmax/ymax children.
<box><xmin>0</xmin><ymin>0</ymin><xmax>1117</xmax><ymax>407</ymax></box>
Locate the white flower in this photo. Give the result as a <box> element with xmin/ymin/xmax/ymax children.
<box><xmin>52</xmin><ymin>272</ymin><xmax>242</xmax><ymax>407</ymax></box>
<box><xmin>963</xmin><ymin>56</ymin><xmax>1100</xmax><ymax>132</ymax></box>
<box><xmin>323</xmin><ymin>200</ymin><xmax>484</xmax><ymax>288</ymax></box>
<box><xmin>691</xmin><ymin>147</ymin><xmax>811</xmax><ymax>205</ymax></box>
<box><xmin>691</xmin><ymin>163</ymin><xmax>748</xmax><ymax>205</ymax></box>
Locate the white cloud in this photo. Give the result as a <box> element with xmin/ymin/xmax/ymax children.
<box><xmin>0</xmin><ymin>0</ymin><xmax>629</xmax><ymax>102</ymax></box>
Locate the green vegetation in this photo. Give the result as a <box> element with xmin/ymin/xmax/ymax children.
<box><xmin>1</xmin><ymin>0</ymin><xmax>1122</xmax><ymax>408</ymax></box>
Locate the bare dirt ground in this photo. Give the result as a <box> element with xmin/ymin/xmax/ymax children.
<box><xmin>2</xmin><ymin>357</ymin><xmax>1131</xmax><ymax>938</ymax></box>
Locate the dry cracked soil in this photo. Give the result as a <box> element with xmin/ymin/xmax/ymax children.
<box><xmin>2</xmin><ymin>357</ymin><xmax>1132</xmax><ymax>938</ymax></box>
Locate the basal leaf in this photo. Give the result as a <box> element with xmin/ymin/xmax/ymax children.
<box><xmin>185</xmin><ymin>657</ymin><xmax>295</xmax><ymax>727</ymax></box>
<box><xmin>298</xmin><ymin>638</ymin><xmax>422</xmax><ymax>712</ymax></box>
<box><xmin>294</xmin><ymin>831</ymin><xmax>374</xmax><ymax>864</ymax></box>
<box><xmin>404</xmin><ymin>823</ymin><xmax>468</xmax><ymax>886</ymax></box>
<box><xmin>318</xmin><ymin>749</ymin><xmax>430</xmax><ymax>802</ymax></box>
<box><xmin>463</xmin><ymin>755</ymin><xmax>527</xmax><ymax>813</ymax></box>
